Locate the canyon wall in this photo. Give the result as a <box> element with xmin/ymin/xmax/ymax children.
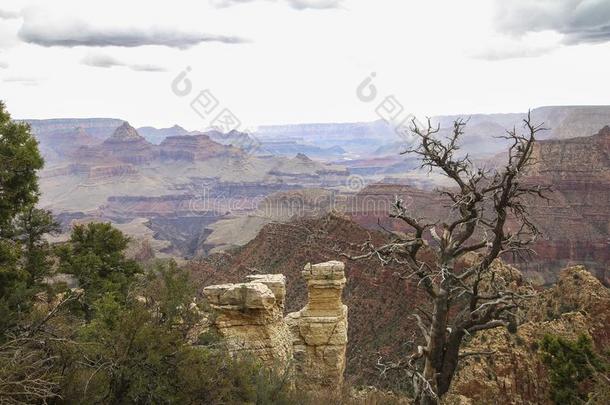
<box><xmin>347</xmin><ymin>123</ymin><xmax>610</xmax><ymax>285</ymax></box>
<box><xmin>202</xmin><ymin>261</ymin><xmax>348</xmax><ymax>393</ymax></box>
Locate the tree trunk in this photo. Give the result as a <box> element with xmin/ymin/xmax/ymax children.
<box><xmin>419</xmin><ymin>286</ymin><xmax>450</xmax><ymax>405</ymax></box>
<box><xmin>419</xmin><ymin>392</ymin><xmax>438</xmax><ymax>405</ymax></box>
<box><xmin>438</xmin><ymin>330</ymin><xmax>465</xmax><ymax>396</ymax></box>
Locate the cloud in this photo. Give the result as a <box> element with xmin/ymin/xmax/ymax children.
<box><xmin>210</xmin><ymin>0</ymin><xmax>343</xmax><ymax>10</ymax></box>
<box><xmin>470</xmin><ymin>33</ymin><xmax>561</xmax><ymax>61</ymax></box>
<box><xmin>82</xmin><ymin>53</ymin><xmax>167</xmax><ymax>72</ymax></box>
<box><xmin>0</xmin><ymin>9</ymin><xmax>20</xmax><ymax>19</ymax></box>
<box><xmin>210</xmin><ymin>0</ymin><xmax>255</xmax><ymax>6</ymax></box>
<box><xmin>3</xmin><ymin>77</ymin><xmax>39</xmax><ymax>86</ymax></box>
<box><xmin>287</xmin><ymin>0</ymin><xmax>343</xmax><ymax>10</ymax></box>
<box><xmin>472</xmin><ymin>45</ymin><xmax>557</xmax><ymax>61</ymax></box>
<box><xmin>129</xmin><ymin>64</ymin><xmax>167</xmax><ymax>72</ymax></box>
<box><xmin>82</xmin><ymin>53</ymin><xmax>122</xmax><ymax>68</ymax></box>
<box><xmin>18</xmin><ymin>18</ymin><xmax>248</xmax><ymax>49</ymax></box>
<box><xmin>494</xmin><ymin>0</ymin><xmax>610</xmax><ymax>45</ymax></box>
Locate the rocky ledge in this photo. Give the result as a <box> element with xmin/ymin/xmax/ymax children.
<box><xmin>202</xmin><ymin>260</ymin><xmax>348</xmax><ymax>394</ymax></box>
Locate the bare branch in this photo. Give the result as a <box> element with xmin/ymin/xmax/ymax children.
<box><xmin>350</xmin><ymin>114</ymin><xmax>546</xmax><ymax>402</ymax></box>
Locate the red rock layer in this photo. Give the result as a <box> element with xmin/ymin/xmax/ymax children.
<box><xmin>158</xmin><ymin>134</ymin><xmax>243</xmax><ymax>161</ymax></box>
<box><xmin>346</xmin><ymin>126</ymin><xmax>610</xmax><ymax>284</ymax></box>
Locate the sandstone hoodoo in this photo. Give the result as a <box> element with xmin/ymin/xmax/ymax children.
<box><xmin>202</xmin><ymin>260</ymin><xmax>348</xmax><ymax>394</ymax></box>
<box><xmin>191</xmin><ymin>212</ymin><xmax>437</xmax><ymax>389</ymax></box>
<box><xmin>285</xmin><ymin>260</ymin><xmax>348</xmax><ymax>393</ymax></box>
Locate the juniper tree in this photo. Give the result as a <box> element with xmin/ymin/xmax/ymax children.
<box><xmin>346</xmin><ymin>112</ymin><xmax>549</xmax><ymax>404</ymax></box>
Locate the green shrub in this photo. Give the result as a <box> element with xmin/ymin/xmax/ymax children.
<box><xmin>539</xmin><ymin>334</ymin><xmax>606</xmax><ymax>404</ymax></box>
<box><xmin>57</xmin><ymin>222</ymin><xmax>141</xmax><ymax>314</ymax></box>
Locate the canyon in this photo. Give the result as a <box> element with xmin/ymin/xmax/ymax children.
<box><xmin>29</xmin><ymin>106</ymin><xmax>610</xmax><ymax>285</ymax></box>
<box><xmin>35</xmin><ymin>121</ymin><xmax>350</xmax><ymax>257</ymax></box>
<box><xmin>20</xmin><ymin>105</ymin><xmax>610</xmax><ymax>402</ymax></box>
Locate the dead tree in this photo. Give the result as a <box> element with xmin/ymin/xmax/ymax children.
<box><xmin>346</xmin><ymin>112</ymin><xmax>549</xmax><ymax>404</ymax></box>
<box><xmin>0</xmin><ymin>290</ymin><xmax>82</xmax><ymax>404</ymax></box>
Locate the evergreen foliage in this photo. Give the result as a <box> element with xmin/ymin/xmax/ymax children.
<box><xmin>540</xmin><ymin>334</ymin><xmax>606</xmax><ymax>404</ymax></box>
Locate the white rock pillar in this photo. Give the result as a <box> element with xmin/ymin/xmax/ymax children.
<box><xmin>285</xmin><ymin>261</ymin><xmax>348</xmax><ymax>393</ymax></box>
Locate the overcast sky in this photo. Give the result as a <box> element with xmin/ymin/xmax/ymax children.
<box><xmin>0</xmin><ymin>0</ymin><xmax>609</xmax><ymax>129</ymax></box>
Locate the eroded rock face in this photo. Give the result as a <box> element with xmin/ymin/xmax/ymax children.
<box><xmin>448</xmin><ymin>265</ymin><xmax>610</xmax><ymax>404</ymax></box>
<box><xmin>203</xmin><ymin>275</ymin><xmax>293</xmax><ymax>367</ymax></box>
<box><xmin>245</xmin><ymin>274</ymin><xmax>287</xmax><ymax>308</ymax></box>
<box><xmin>100</xmin><ymin>122</ymin><xmax>155</xmax><ymax>164</ymax></box>
<box><xmin>158</xmin><ymin>134</ymin><xmax>243</xmax><ymax>161</ymax></box>
<box><xmin>88</xmin><ymin>164</ymin><xmax>138</xmax><ymax>180</ymax></box>
<box><xmin>202</xmin><ymin>261</ymin><xmax>348</xmax><ymax>393</ymax></box>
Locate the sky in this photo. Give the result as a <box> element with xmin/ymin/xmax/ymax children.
<box><xmin>0</xmin><ymin>0</ymin><xmax>609</xmax><ymax>130</ymax></box>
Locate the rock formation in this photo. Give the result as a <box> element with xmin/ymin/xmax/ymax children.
<box><xmin>34</xmin><ymin>126</ymin><xmax>101</xmax><ymax>163</ymax></box>
<box><xmin>202</xmin><ymin>261</ymin><xmax>348</xmax><ymax>393</ymax></box>
<box><xmin>447</xmin><ymin>265</ymin><xmax>610</xmax><ymax>404</ymax></box>
<box><xmin>137</xmin><ymin>124</ymin><xmax>190</xmax><ymax>144</ymax></box>
<box><xmin>348</xmin><ymin>127</ymin><xmax>610</xmax><ymax>284</ymax></box>
<box><xmin>87</xmin><ymin>164</ymin><xmax>138</xmax><ymax>180</ymax></box>
<box><xmin>192</xmin><ymin>213</ymin><xmax>424</xmax><ymax>389</ymax></box>
<box><xmin>158</xmin><ymin>134</ymin><xmax>243</xmax><ymax>161</ymax></box>
<box><xmin>99</xmin><ymin>122</ymin><xmax>155</xmax><ymax>165</ymax></box>
<box><xmin>27</xmin><ymin>117</ymin><xmax>124</xmax><ymax>140</ymax></box>
<box><xmin>205</xmin><ymin>129</ymin><xmax>259</xmax><ymax>153</ymax></box>
<box><xmin>203</xmin><ymin>274</ymin><xmax>293</xmax><ymax>367</ymax></box>
<box><xmin>520</xmin><ymin>126</ymin><xmax>610</xmax><ymax>283</ymax></box>
<box><xmin>73</xmin><ymin>121</ymin><xmax>155</xmax><ymax>165</ymax></box>
<box><xmin>285</xmin><ymin>260</ymin><xmax>348</xmax><ymax>392</ymax></box>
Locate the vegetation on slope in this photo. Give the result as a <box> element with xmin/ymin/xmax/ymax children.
<box><xmin>540</xmin><ymin>334</ymin><xmax>607</xmax><ymax>404</ymax></box>
<box><xmin>0</xmin><ymin>102</ymin><xmax>300</xmax><ymax>404</ymax></box>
